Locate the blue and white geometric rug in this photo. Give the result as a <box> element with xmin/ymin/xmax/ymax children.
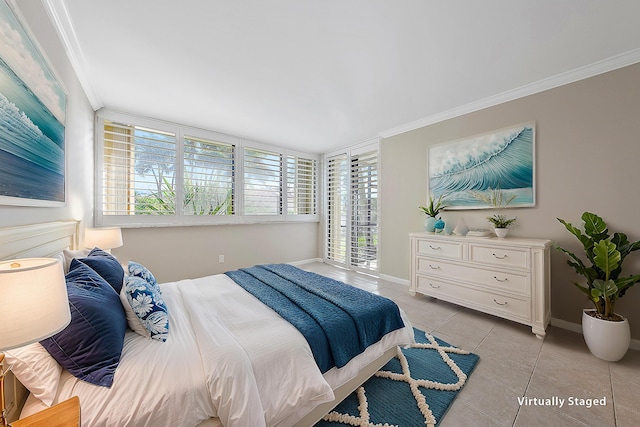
<box><xmin>316</xmin><ymin>328</ymin><xmax>480</xmax><ymax>427</ymax></box>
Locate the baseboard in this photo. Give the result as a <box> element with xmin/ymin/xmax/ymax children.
<box><xmin>378</xmin><ymin>273</ymin><xmax>409</xmax><ymax>287</ymax></box>
<box><xmin>550</xmin><ymin>317</ymin><xmax>640</xmax><ymax>351</ymax></box>
<box><xmin>289</xmin><ymin>258</ymin><xmax>323</xmax><ymax>266</ymax></box>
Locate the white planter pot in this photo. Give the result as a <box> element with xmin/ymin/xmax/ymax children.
<box><xmin>494</xmin><ymin>228</ymin><xmax>508</xmax><ymax>238</ymax></box>
<box><xmin>582</xmin><ymin>309</ymin><xmax>631</xmax><ymax>362</ymax></box>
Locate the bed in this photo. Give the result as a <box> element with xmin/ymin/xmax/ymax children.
<box><xmin>1</xmin><ymin>221</ymin><xmax>415</xmax><ymax>427</ymax></box>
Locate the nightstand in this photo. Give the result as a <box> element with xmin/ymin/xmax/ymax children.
<box><xmin>11</xmin><ymin>396</ymin><xmax>80</xmax><ymax>427</ymax></box>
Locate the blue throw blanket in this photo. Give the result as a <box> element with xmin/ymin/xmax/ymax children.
<box><xmin>225</xmin><ymin>264</ymin><xmax>405</xmax><ymax>373</ymax></box>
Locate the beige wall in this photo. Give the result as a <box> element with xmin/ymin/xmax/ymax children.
<box><xmin>112</xmin><ymin>222</ymin><xmax>320</xmax><ymax>283</ymax></box>
<box><xmin>380</xmin><ymin>63</ymin><xmax>640</xmax><ymax>338</ymax></box>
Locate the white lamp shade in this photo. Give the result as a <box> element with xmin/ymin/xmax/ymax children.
<box><xmin>85</xmin><ymin>227</ymin><xmax>123</xmax><ymax>250</ymax></box>
<box><xmin>0</xmin><ymin>258</ymin><xmax>71</xmax><ymax>351</ymax></box>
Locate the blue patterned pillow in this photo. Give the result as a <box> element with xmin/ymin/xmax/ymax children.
<box><xmin>128</xmin><ymin>261</ymin><xmax>157</xmax><ymax>289</ymax></box>
<box><xmin>121</xmin><ymin>275</ymin><xmax>169</xmax><ymax>342</ymax></box>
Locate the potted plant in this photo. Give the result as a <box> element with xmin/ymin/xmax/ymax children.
<box><xmin>487</xmin><ymin>214</ymin><xmax>516</xmax><ymax>238</ymax></box>
<box><xmin>419</xmin><ymin>194</ymin><xmax>447</xmax><ymax>233</ymax></box>
<box><xmin>556</xmin><ymin>211</ymin><xmax>640</xmax><ymax>361</ymax></box>
<box><xmin>473</xmin><ymin>188</ymin><xmax>517</xmax><ymax>237</ymax></box>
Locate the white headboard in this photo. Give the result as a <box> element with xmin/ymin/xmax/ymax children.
<box><xmin>0</xmin><ymin>220</ymin><xmax>79</xmax><ymax>421</ymax></box>
<box><xmin>0</xmin><ymin>220</ymin><xmax>79</xmax><ymax>261</ymax></box>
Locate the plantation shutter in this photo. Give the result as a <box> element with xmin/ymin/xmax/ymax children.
<box><xmin>326</xmin><ymin>153</ymin><xmax>348</xmax><ymax>264</ymax></box>
<box><xmin>287</xmin><ymin>155</ymin><xmax>317</xmax><ymax>215</ymax></box>
<box><xmin>101</xmin><ymin>120</ymin><xmax>177</xmax><ymax>216</ymax></box>
<box><xmin>243</xmin><ymin>147</ymin><xmax>283</xmax><ymax>215</ymax></box>
<box><xmin>183</xmin><ymin>136</ymin><xmax>235</xmax><ymax>215</ymax></box>
<box><xmin>350</xmin><ymin>148</ymin><xmax>378</xmax><ymax>271</ymax></box>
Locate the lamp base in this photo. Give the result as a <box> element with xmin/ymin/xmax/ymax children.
<box><xmin>1</xmin><ymin>353</ymin><xmax>7</xmax><ymax>426</ymax></box>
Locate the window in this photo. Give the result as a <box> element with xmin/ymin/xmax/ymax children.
<box><xmin>326</xmin><ymin>153</ymin><xmax>348</xmax><ymax>265</ymax></box>
<box><xmin>243</xmin><ymin>147</ymin><xmax>282</xmax><ymax>216</ymax></box>
<box><xmin>96</xmin><ymin>110</ymin><xmax>318</xmax><ymax>226</ymax></box>
<box><xmin>325</xmin><ymin>141</ymin><xmax>378</xmax><ymax>273</ymax></box>
<box><xmin>183</xmin><ymin>135</ymin><xmax>234</xmax><ymax>215</ymax></box>
<box><xmin>287</xmin><ymin>155</ymin><xmax>317</xmax><ymax>216</ymax></box>
<box><xmin>101</xmin><ymin>121</ymin><xmax>177</xmax><ymax>216</ymax></box>
<box><xmin>350</xmin><ymin>148</ymin><xmax>378</xmax><ymax>271</ymax></box>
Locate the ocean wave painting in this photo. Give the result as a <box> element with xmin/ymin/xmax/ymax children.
<box><xmin>0</xmin><ymin>0</ymin><xmax>66</xmax><ymax>205</ymax></box>
<box><xmin>428</xmin><ymin>123</ymin><xmax>535</xmax><ymax>209</ymax></box>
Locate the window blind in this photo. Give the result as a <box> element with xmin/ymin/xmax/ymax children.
<box><xmin>243</xmin><ymin>147</ymin><xmax>283</xmax><ymax>215</ymax></box>
<box><xmin>287</xmin><ymin>155</ymin><xmax>317</xmax><ymax>215</ymax></box>
<box><xmin>326</xmin><ymin>153</ymin><xmax>348</xmax><ymax>264</ymax></box>
<box><xmin>183</xmin><ymin>135</ymin><xmax>235</xmax><ymax>215</ymax></box>
<box><xmin>350</xmin><ymin>149</ymin><xmax>378</xmax><ymax>271</ymax></box>
<box><xmin>96</xmin><ymin>110</ymin><xmax>318</xmax><ymax>226</ymax></box>
<box><xmin>101</xmin><ymin>120</ymin><xmax>177</xmax><ymax>216</ymax></box>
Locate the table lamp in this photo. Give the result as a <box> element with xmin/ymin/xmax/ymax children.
<box><xmin>84</xmin><ymin>227</ymin><xmax>123</xmax><ymax>253</ymax></box>
<box><xmin>0</xmin><ymin>258</ymin><xmax>70</xmax><ymax>426</ymax></box>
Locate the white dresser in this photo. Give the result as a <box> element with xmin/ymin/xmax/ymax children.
<box><xmin>409</xmin><ymin>232</ymin><xmax>552</xmax><ymax>338</ymax></box>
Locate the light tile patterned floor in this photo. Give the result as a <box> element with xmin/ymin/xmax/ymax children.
<box><xmin>302</xmin><ymin>262</ymin><xmax>640</xmax><ymax>427</ymax></box>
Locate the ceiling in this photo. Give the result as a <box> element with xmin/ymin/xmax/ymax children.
<box><xmin>44</xmin><ymin>0</ymin><xmax>640</xmax><ymax>153</ymax></box>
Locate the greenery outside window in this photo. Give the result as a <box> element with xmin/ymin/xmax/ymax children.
<box><xmin>95</xmin><ymin>110</ymin><xmax>318</xmax><ymax>226</ymax></box>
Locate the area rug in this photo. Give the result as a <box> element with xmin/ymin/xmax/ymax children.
<box><xmin>316</xmin><ymin>328</ymin><xmax>479</xmax><ymax>427</ymax></box>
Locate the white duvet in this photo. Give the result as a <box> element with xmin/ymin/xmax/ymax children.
<box><xmin>37</xmin><ymin>273</ymin><xmax>414</xmax><ymax>427</ymax></box>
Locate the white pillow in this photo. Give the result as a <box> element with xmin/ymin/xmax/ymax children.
<box><xmin>119</xmin><ymin>287</ymin><xmax>151</xmax><ymax>339</ymax></box>
<box><xmin>62</xmin><ymin>248</ymin><xmax>90</xmax><ymax>273</ymax></box>
<box><xmin>4</xmin><ymin>343</ymin><xmax>62</xmax><ymax>406</ymax></box>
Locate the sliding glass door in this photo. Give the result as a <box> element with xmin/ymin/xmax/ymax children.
<box><xmin>325</xmin><ymin>142</ymin><xmax>378</xmax><ymax>273</ymax></box>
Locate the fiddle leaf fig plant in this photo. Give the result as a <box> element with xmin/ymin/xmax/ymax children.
<box><xmin>556</xmin><ymin>212</ymin><xmax>640</xmax><ymax>321</ymax></box>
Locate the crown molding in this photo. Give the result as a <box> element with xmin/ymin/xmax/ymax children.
<box><xmin>379</xmin><ymin>48</ymin><xmax>640</xmax><ymax>139</ymax></box>
<box><xmin>42</xmin><ymin>0</ymin><xmax>103</xmax><ymax>110</ymax></box>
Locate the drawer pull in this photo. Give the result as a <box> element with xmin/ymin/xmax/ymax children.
<box><xmin>493</xmin><ymin>299</ymin><xmax>508</xmax><ymax>306</ymax></box>
<box><xmin>429</xmin><ymin>283</ymin><xmax>440</xmax><ymax>289</ymax></box>
<box><xmin>429</xmin><ymin>264</ymin><xmax>440</xmax><ymax>270</ymax></box>
<box><xmin>429</xmin><ymin>245</ymin><xmax>441</xmax><ymax>250</ymax></box>
<box><xmin>492</xmin><ymin>253</ymin><xmax>508</xmax><ymax>259</ymax></box>
<box><xmin>493</xmin><ymin>276</ymin><xmax>508</xmax><ymax>282</ymax></box>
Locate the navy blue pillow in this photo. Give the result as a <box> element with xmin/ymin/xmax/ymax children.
<box><xmin>77</xmin><ymin>247</ymin><xmax>124</xmax><ymax>293</ymax></box>
<box><xmin>40</xmin><ymin>261</ymin><xmax>127</xmax><ymax>387</ymax></box>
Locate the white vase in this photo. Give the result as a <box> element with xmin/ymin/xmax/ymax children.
<box><xmin>494</xmin><ymin>228</ymin><xmax>508</xmax><ymax>238</ymax></box>
<box><xmin>582</xmin><ymin>309</ymin><xmax>631</xmax><ymax>362</ymax></box>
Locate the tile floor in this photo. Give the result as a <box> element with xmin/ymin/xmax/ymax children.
<box><xmin>303</xmin><ymin>262</ymin><xmax>640</xmax><ymax>427</ymax></box>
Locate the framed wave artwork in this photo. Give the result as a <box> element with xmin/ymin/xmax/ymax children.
<box><xmin>0</xmin><ymin>0</ymin><xmax>67</xmax><ymax>206</ymax></box>
<box><xmin>428</xmin><ymin>123</ymin><xmax>535</xmax><ymax>210</ymax></box>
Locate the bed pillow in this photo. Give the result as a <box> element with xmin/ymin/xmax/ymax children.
<box><xmin>128</xmin><ymin>261</ymin><xmax>158</xmax><ymax>289</ymax></box>
<box><xmin>77</xmin><ymin>247</ymin><xmax>124</xmax><ymax>293</ymax></box>
<box><xmin>3</xmin><ymin>343</ymin><xmax>62</xmax><ymax>406</ymax></box>
<box><xmin>120</xmin><ymin>275</ymin><xmax>169</xmax><ymax>342</ymax></box>
<box><xmin>40</xmin><ymin>260</ymin><xmax>127</xmax><ymax>387</ymax></box>
<box><xmin>119</xmin><ymin>286</ymin><xmax>150</xmax><ymax>339</ymax></box>
<box><xmin>62</xmin><ymin>248</ymin><xmax>90</xmax><ymax>273</ymax></box>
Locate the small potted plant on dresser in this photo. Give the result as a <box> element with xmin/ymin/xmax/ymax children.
<box><xmin>487</xmin><ymin>214</ymin><xmax>517</xmax><ymax>238</ymax></box>
<box><xmin>557</xmin><ymin>212</ymin><xmax>640</xmax><ymax>361</ymax></box>
<box><xmin>419</xmin><ymin>194</ymin><xmax>447</xmax><ymax>233</ymax></box>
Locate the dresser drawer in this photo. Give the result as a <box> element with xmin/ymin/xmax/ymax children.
<box><xmin>415</xmin><ymin>275</ymin><xmax>531</xmax><ymax>320</ymax></box>
<box><xmin>416</xmin><ymin>258</ymin><xmax>529</xmax><ymax>295</ymax></box>
<box><xmin>416</xmin><ymin>239</ymin><xmax>463</xmax><ymax>260</ymax></box>
<box><xmin>469</xmin><ymin>244</ymin><xmax>529</xmax><ymax>269</ymax></box>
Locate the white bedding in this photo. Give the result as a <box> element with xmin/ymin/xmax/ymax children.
<box><xmin>22</xmin><ymin>273</ymin><xmax>414</xmax><ymax>427</ymax></box>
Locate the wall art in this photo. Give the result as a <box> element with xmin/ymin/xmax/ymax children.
<box><xmin>428</xmin><ymin>122</ymin><xmax>535</xmax><ymax>209</ymax></box>
<box><xmin>0</xmin><ymin>0</ymin><xmax>66</xmax><ymax>206</ymax></box>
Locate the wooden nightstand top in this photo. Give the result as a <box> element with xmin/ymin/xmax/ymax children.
<box><xmin>11</xmin><ymin>396</ymin><xmax>80</xmax><ymax>427</ymax></box>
